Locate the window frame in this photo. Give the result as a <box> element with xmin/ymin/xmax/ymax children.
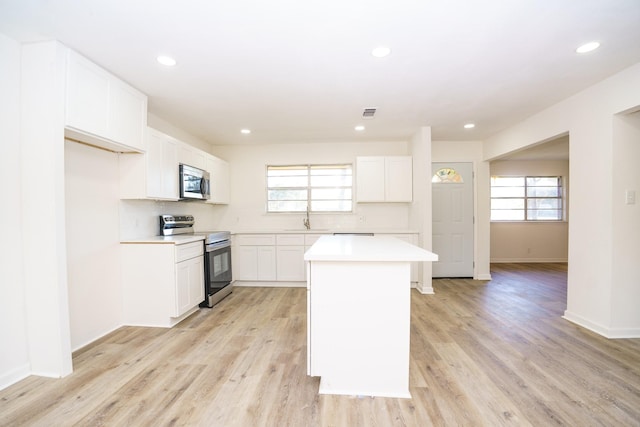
<box><xmin>266</xmin><ymin>163</ymin><xmax>354</xmax><ymax>213</ymax></box>
<box><xmin>490</xmin><ymin>175</ymin><xmax>564</xmax><ymax>222</ymax></box>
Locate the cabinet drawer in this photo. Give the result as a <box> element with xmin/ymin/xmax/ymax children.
<box><xmin>276</xmin><ymin>234</ymin><xmax>305</xmax><ymax>245</ymax></box>
<box><xmin>175</xmin><ymin>241</ymin><xmax>204</xmax><ymax>262</ymax></box>
<box><xmin>235</xmin><ymin>234</ymin><xmax>276</xmax><ymax>246</ymax></box>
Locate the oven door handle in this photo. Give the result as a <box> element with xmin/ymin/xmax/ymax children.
<box><xmin>206</xmin><ymin>240</ymin><xmax>231</xmax><ymax>252</ymax></box>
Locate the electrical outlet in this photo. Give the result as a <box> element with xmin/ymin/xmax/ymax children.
<box><xmin>359</xmin><ymin>215</ymin><xmax>366</xmax><ymax>222</ymax></box>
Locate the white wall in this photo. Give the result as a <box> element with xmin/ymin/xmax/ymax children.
<box><xmin>432</xmin><ymin>140</ymin><xmax>491</xmax><ymax>280</ymax></box>
<box><xmin>21</xmin><ymin>41</ymin><xmax>73</xmax><ymax>377</ymax></box>
<box><xmin>409</xmin><ymin>128</ymin><xmax>435</xmax><ymax>292</ymax></box>
<box><xmin>490</xmin><ymin>159</ymin><xmax>569</xmax><ymax>262</ymax></box>
<box><xmin>148</xmin><ymin>113</ymin><xmax>214</xmax><ymax>154</ymax></box>
<box><xmin>484</xmin><ymin>62</ymin><xmax>640</xmax><ymax>337</ymax></box>
<box><xmin>212</xmin><ymin>141</ymin><xmax>413</xmax><ymax>233</ymax></box>
<box><xmin>0</xmin><ymin>33</ymin><xmax>30</xmax><ymax>389</ymax></box>
<box><xmin>65</xmin><ymin>141</ymin><xmax>123</xmax><ymax>350</ymax></box>
<box><xmin>611</xmin><ymin>110</ymin><xmax>640</xmax><ymax>332</ymax></box>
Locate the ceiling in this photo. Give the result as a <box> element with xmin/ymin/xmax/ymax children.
<box><xmin>1</xmin><ymin>1</ymin><xmax>639</xmax><ymax>146</ymax></box>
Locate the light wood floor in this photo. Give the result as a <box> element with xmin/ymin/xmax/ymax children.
<box><xmin>2</xmin><ymin>263</ymin><xmax>640</xmax><ymax>426</ymax></box>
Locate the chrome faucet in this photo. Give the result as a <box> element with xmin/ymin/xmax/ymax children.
<box><xmin>303</xmin><ymin>205</ymin><xmax>311</xmax><ymax>230</ymax></box>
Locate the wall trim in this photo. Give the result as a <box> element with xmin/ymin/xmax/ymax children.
<box><xmin>563</xmin><ymin>311</ymin><xmax>640</xmax><ymax>339</ymax></box>
<box><xmin>491</xmin><ymin>258</ymin><xmax>568</xmax><ymax>263</ymax></box>
<box><xmin>0</xmin><ymin>363</ymin><xmax>31</xmax><ymax>391</ymax></box>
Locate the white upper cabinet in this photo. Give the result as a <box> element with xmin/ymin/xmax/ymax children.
<box><xmin>206</xmin><ymin>155</ymin><xmax>230</xmax><ymax>204</ymax></box>
<box><xmin>145</xmin><ymin>128</ymin><xmax>179</xmax><ymax>200</ymax></box>
<box><xmin>65</xmin><ymin>49</ymin><xmax>147</xmax><ymax>153</ymax></box>
<box><xmin>356</xmin><ymin>156</ymin><xmax>413</xmax><ymax>202</ymax></box>
<box><xmin>119</xmin><ymin>127</ymin><xmax>179</xmax><ymax>201</ymax></box>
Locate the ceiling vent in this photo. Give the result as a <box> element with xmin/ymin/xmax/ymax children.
<box><xmin>362</xmin><ymin>108</ymin><xmax>377</xmax><ymax>119</ymax></box>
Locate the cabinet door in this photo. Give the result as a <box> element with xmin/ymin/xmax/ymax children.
<box><xmin>161</xmin><ymin>139</ymin><xmax>179</xmax><ymax>199</ymax></box>
<box><xmin>276</xmin><ymin>246</ymin><xmax>306</xmax><ymax>281</ymax></box>
<box><xmin>175</xmin><ymin>260</ymin><xmax>192</xmax><ymax>316</ymax></box>
<box><xmin>234</xmin><ymin>246</ymin><xmax>258</xmax><ymax>280</ymax></box>
<box><xmin>385</xmin><ymin>157</ymin><xmax>413</xmax><ymax>202</ymax></box>
<box><xmin>65</xmin><ymin>50</ymin><xmax>109</xmax><ymax>137</ymax></box>
<box><xmin>188</xmin><ymin>256</ymin><xmax>205</xmax><ymax>307</ymax></box>
<box><xmin>206</xmin><ymin>155</ymin><xmax>230</xmax><ymax>204</ymax></box>
<box><xmin>175</xmin><ymin>256</ymin><xmax>204</xmax><ymax>317</ymax></box>
<box><xmin>145</xmin><ymin>129</ymin><xmax>179</xmax><ymax>200</ymax></box>
<box><xmin>146</xmin><ymin>130</ymin><xmax>164</xmax><ymax>198</ymax></box>
<box><xmin>108</xmin><ymin>79</ymin><xmax>147</xmax><ymax>151</ymax></box>
<box><xmin>356</xmin><ymin>157</ymin><xmax>385</xmax><ymax>202</ymax></box>
<box><xmin>257</xmin><ymin>246</ymin><xmax>277</xmax><ymax>280</ymax></box>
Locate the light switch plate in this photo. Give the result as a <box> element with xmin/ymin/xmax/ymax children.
<box><xmin>626</xmin><ymin>189</ymin><xmax>636</xmax><ymax>205</ymax></box>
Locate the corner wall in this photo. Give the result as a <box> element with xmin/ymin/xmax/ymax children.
<box><xmin>484</xmin><ymin>62</ymin><xmax>640</xmax><ymax>337</ymax></box>
<box><xmin>0</xmin><ymin>33</ymin><xmax>30</xmax><ymax>389</ymax></box>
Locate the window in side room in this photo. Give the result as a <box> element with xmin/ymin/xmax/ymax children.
<box><xmin>491</xmin><ymin>176</ymin><xmax>563</xmax><ymax>221</ymax></box>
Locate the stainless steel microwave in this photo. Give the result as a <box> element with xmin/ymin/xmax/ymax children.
<box><xmin>179</xmin><ymin>164</ymin><xmax>210</xmax><ymax>200</ymax></box>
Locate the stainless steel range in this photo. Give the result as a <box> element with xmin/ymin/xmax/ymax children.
<box><xmin>160</xmin><ymin>215</ymin><xmax>233</xmax><ymax>308</ymax></box>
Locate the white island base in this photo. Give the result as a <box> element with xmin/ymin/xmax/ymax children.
<box><xmin>305</xmin><ymin>235</ymin><xmax>438</xmax><ymax>399</ymax></box>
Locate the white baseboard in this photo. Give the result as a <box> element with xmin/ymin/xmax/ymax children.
<box><xmin>0</xmin><ymin>363</ymin><xmax>31</xmax><ymax>391</ymax></box>
<box><xmin>474</xmin><ymin>274</ymin><xmax>492</xmax><ymax>280</ymax></box>
<box><xmin>491</xmin><ymin>258</ymin><xmax>568</xmax><ymax>263</ymax></box>
<box><xmin>563</xmin><ymin>311</ymin><xmax>640</xmax><ymax>339</ymax></box>
<box><xmin>233</xmin><ymin>281</ymin><xmax>305</xmax><ymax>288</ymax></box>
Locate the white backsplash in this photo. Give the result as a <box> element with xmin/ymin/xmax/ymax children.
<box><xmin>119</xmin><ymin>200</ymin><xmax>225</xmax><ymax>239</ymax></box>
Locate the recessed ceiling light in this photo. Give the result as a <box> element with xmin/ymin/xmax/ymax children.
<box><xmin>464</xmin><ymin>123</ymin><xmax>475</xmax><ymax>129</ymax></box>
<box><xmin>157</xmin><ymin>55</ymin><xmax>176</xmax><ymax>66</ymax></box>
<box><xmin>576</xmin><ymin>41</ymin><xmax>600</xmax><ymax>54</ymax></box>
<box><xmin>371</xmin><ymin>46</ymin><xmax>391</xmax><ymax>58</ymax></box>
<box><xmin>240</xmin><ymin>129</ymin><xmax>251</xmax><ymax>134</ymax></box>
<box><xmin>355</xmin><ymin>125</ymin><xmax>365</xmax><ymax>131</ymax></box>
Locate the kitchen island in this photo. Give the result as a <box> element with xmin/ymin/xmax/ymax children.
<box><xmin>304</xmin><ymin>235</ymin><xmax>438</xmax><ymax>398</ymax></box>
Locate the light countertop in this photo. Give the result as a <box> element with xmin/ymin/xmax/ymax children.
<box><xmin>120</xmin><ymin>235</ymin><xmax>205</xmax><ymax>245</ymax></box>
<box><xmin>304</xmin><ymin>235</ymin><xmax>438</xmax><ymax>262</ymax></box>
<box><xmin>231</xmin><ymin>229</ymin><xmax>419</xmax><ymax>235</ymax></box>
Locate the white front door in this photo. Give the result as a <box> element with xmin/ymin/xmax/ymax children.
<box><xmin>432</xmin><ymin>162</ymin><xmax>474</xmax><ymax>277</ymax></box>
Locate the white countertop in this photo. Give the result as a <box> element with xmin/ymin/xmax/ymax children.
<box><xmin>120</xmin><ymin>235</ymin><xmax>205</xmax><ymax>245</ymax></box>
<box><xmin>231</xmin><ymin>229</ymin><xmax>419</xmax><ymax>235</ymax></box>
<box><xmin>304</xmin><ymin>235</ymin><xmax>438</xmax><ymax>262</ymax></box>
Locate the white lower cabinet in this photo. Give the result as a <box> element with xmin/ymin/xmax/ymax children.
<box><xmin>122</xmin><ymin>240</ymin><xmax>204</xmax><ymax>327</ymax></box>
<box><xmin>276</xmin><ymin>235</ymin><xmax>306</xmax><ymax>281</ymax></box>
<box><xmin>233</xmin><ymin>235</ymin><xmax>277</xmax><ymax>281</ymax></box>
<box><xmin>175</xmin><ymin>246</ymin><xmax>205</xmax><ymax>317</ymax></box>
<box><xmin>232</xmin><ymin>232</ymin><xmax>417</xmax><ymax>284</ymax></box>
<box><xmin>234</xmin><ymin>233</ymin><xmax>326</xmax><ymax>283</ymax></box>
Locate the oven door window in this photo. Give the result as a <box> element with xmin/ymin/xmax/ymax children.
<box><xmin>207</xmin><ymin>246</ymin><xmax>232</xmax><ymax>293</ymax></box>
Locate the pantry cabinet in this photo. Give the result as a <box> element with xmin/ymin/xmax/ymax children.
<box><xmin>65</xmin><ymin>49</ymin><xmax>147</xmax><ymax>153</ymax></box>
<box><xmin>356</xmin><ymin>156</ymin><xmax>413</xmax><ymax>202</ymax></box>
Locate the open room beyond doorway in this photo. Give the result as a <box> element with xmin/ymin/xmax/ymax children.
<box><xmin>489</xmin><ymin>136</ymin><xmax>570</xmax><ymax>264</ymax></box>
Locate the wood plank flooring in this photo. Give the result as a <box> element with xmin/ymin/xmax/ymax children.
<box><xmin>2</xmin><ymin>263</ymin><xmax>639</xmax><ymax>426</ymax></box>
